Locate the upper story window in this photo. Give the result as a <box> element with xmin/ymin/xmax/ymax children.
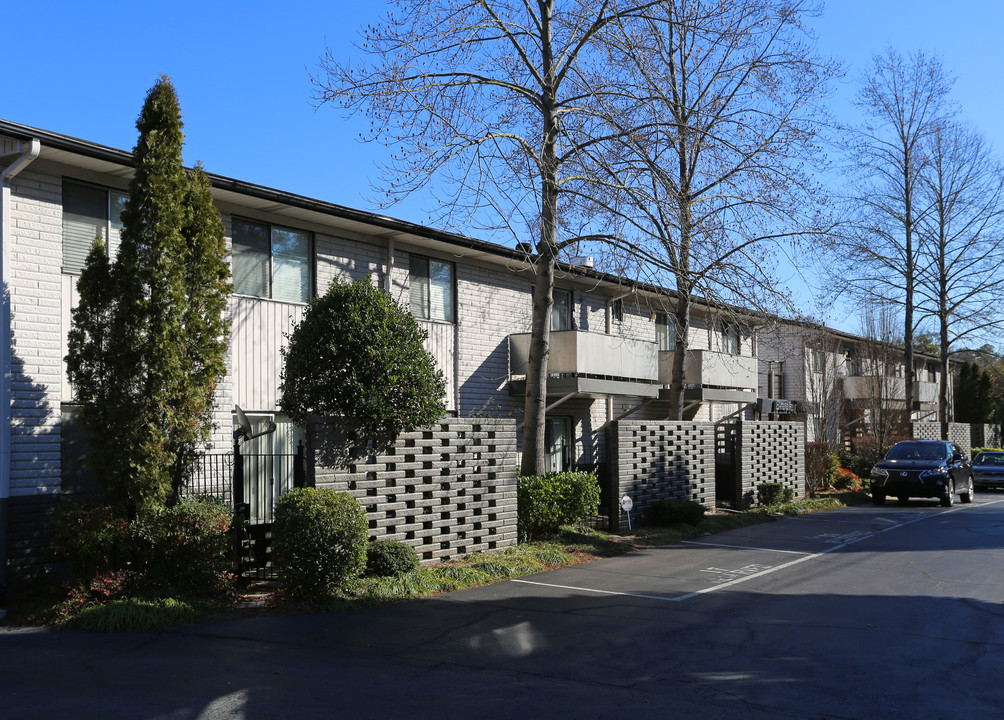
<box><xmin>232</xmin><ymin>218</ymin><xmax>312</xmax><ymax>303</ymax></box>
<box><xmin>718</xmin><ymin>322</ymin><xmax>740</xmax><ymax>355</ymax></box>
<box><xmin>809</xmin><ymin>344</ymin><xmax>825</xmax><ymax>373</ymax></box>
<box><xmin>409</xmin><ymin>255</ymin><xmax>455</xmax><ymax>323</ymax></box>
<box><xmin>62</xmin><ymin>179</ymin><xmax>128</xmax><ymax>274</ymax></box>
<box><xmin>844</xmin><ymin>347</ymin><xmax>861</xmax><ymax>376</ymax></box>
<box><xmin>551</xmin><ymin>288</ymin><xmax>572</xmax><ymax>331</ymax></box>
<box><xmin>655</xmin><ymin>312</ymin><xmax>677</xmax><ymax>351</ymax></box>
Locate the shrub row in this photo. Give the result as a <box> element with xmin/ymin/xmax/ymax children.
<box><xmin>55</xmin><ymin>496</ymin><xmax>235</xmax><ymax>598</ymax></box>
<box><xmin>516</xmin><ymin>471</ymin><xmax>601</xmax><ymax>540</ymax></box>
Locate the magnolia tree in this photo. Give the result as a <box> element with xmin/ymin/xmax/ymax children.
<box><xmin>279</xmin><ymin>279</ymin><xmax>447</xmax><ymax>466</ymax></box>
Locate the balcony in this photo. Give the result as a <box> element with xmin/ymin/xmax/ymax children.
<box><xmin>842</xmin><ymin>376</ymin><xmax>939</xmax><ymax>407</ymax></box>
<box><xmin>658</xmin><ymin>349</ymin><xmax>758</xmax><ymax>404</ymax></box>
<box><xmin>508</xmin><ymin>330</ymin><xmax>659</xmax><ymax>398</ymax></box>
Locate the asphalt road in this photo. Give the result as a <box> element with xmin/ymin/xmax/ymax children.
<box><xmin>4</xmin><ymin>494</ymin><xmax>1004</xmax><ymax>720</ymax></box>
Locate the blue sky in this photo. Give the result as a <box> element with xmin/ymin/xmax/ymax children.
<box><xmin>4</xmin><ymin>1</ymin><xmax>1002</xmax><ymax>331</ymax></box>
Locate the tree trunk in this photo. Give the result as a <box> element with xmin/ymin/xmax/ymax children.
<box><xmin>520</xmin><ymin>0</ymin><xmax>558</xmax><ymax>476</ymax></box>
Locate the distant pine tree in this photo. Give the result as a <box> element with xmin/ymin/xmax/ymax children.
<box><xmin>955</xmin><ymin>363</ymin><xmax>974</xmax><ymax>422</ymax></box>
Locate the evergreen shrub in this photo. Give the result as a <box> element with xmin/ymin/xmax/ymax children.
<box><xmin>517</xmin><ymin>472</ymin><xmax>600</xmax><ymax>539</ymax></box>
<box><xmin>756</xmin><ymin>482</ymin><xmax>795</xmax><ymax>506</ymax></box>
<box><xmin>273</xmin><ymin>488</ymin><xmax>368</xmax><ymax>597</ymax></box>
<box><xmin>131</xmin><ymin>497</ymin><xmax>235</xmax><ymax>596</ymax></box>
<box><xmin>365</xmin><ymin>538</ymin><xmax>420</xmax><ymax>577</ymax></box>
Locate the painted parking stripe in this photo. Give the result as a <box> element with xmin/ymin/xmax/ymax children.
<box><xmin>679</xmin><ymin>540</ymin><xmax>813</xmax><ymax>555</ymax></box>
<box><xmin>509</xmin><ymin>579</ymin><xmax>682</xmax><ymax>603</ymax></box>
<box><xmin>511</xmin><ymin>498</ymin><xmax>1004</xmax><ymax>603</ymax></box>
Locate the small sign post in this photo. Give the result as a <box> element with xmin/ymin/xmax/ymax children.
<box><xmin>620</xmin><ymin>495</ymin><xmax>634</xmax><ymax>531</ymax></box>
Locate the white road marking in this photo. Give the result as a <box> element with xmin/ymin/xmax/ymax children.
<box><xmin>680</xmin><ymin>540</ymin><xmax>813</xmax><ymax>555</ymax></box>
<box><xmin>510</xmin><ymin>498</ymin><xmax>1004</xmax><ymax>603</ymax></box>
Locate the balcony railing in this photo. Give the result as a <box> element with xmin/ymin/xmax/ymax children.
<box><xmin>508</xmin><ymin>330</ymin><xmax>658</xmax><ymax>382</ymax></box>
<box><xmin>843</xmin><ymin>376</ymin><xmax>938</xmax><ymax>405</ymax></box>
<box><xmin>658</xmin><ymin>349</ymin><xmax>758</xmax><ymax>390</ymax></box>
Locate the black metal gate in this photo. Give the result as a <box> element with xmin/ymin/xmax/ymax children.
<box><xmin>715</xmin><ymin>419</ymin><xmax>741</xmax><ymax>508</ymax></box>
<box><xmin>187</xmin><ymin>443</ymin><xmax>306</xmax><ymax>577</ymax></box>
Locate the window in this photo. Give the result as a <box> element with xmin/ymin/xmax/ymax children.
<box><xmin>844</xmin><ymin>348</ymin><xmax>860</xmax><ymax>376</ymax></box>
<box><xmin>62</xmin><ymin>179</ymin><xmax>127</xmax><ymax>274</ymax></box>
<box><xmin>551</xmin><ymin>288</ymin><xmax>572</xmax><ymax>331</ymax></box>
<box><xmin>809</xmin><ymin>344</ymin><xmax>825</xmax><ymax>373</ymax></box>
<box><xmin>232</xmin><ymin>217</ymin><xmax>312</xmax><ymax>303</ymax></box>
<box><xmin>611</xmin><ymin>298</ymin><xmax>624</xmax><ymax>323</ymax></box>
<box><xmin>655</xmin><ymin>312</ymin><xmax>677</xmax><ymax>351</ymax></box>
<box><xmin>767</xmin><ymin>362</ymin><xmax>785</xmax><ymax>399</ymax></box>
<box><xmin>409</xmin><ymin>255</ymin><xmax>455</xmax><ymax>322</ymax></box>
<box><xmin>719</xmin><ymin>322</ymin><xmax>740</xmax><ymax>355</ymax></box>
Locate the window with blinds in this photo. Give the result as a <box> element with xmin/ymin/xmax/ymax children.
<box><xmin>62</xmin><ymin>179</ymin><xmax>127</xmax><ymax>274</ymax></box>
<box><xmin>409</xmin><ymin>255</ymin><xmax>455</xmax><ymax>322</ymax></box>
<box><xmin>232</xmin><ymin>217</ymin><xmax>311</xmax><ymax>303</ymax></box>
<box><xmin>655</xmin><ymin>312</ymin><xmax>677</xmax><ymax>351</ymax></box>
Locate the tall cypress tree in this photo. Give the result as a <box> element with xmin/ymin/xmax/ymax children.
<box><xmin>168</xmin><ymin>163</ymin><xmax>232</xmax><ymax>500</ymax></box>
<box><xmin>67</xmin><ymin>238</ymin><xmax>114</xmax><ymax>408</ymax></box>
<box><xmin>67</xmin><ymin>76</ymin><xmax>230</xmax><ymax>517</ymax></box>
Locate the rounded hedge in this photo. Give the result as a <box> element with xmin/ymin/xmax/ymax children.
<box><xmin>365</xmin><ymin>538</ymin><xmax>420</xmax><ymax>577</ymax></box>
<box><xmin>272</xmin><ymin>488</ymin><xmax>368</xmax><ymax>597</ymax></box>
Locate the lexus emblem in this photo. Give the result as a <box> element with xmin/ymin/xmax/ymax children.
<box><xmin>900</xmin><ymin>472</ymin><xmax>908</xmax><ymax>477</ymax></box>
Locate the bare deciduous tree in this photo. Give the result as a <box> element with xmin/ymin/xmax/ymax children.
<box><xmin>310</xmin><ymin>0</ymin><xmax>727</xmax><ymax>473</ymax></box>
<box><xmin>916</xmin><ymin>120</ymin><xmax>1004</xmax><ymax>422</ymax></box>
<box><xmin>570</xmin><ymin>0</ymin><xmax>838</xmax><ymax>419</ymax></box>
<box><xmin>831</xmin><ymin>49</ymin><xmax>954</xmax><ymax>420</ymax></box>
<box><xmin>850</xmin><ymin>304</ymin><xmax>910</xmax><ymax>456</ymax></box>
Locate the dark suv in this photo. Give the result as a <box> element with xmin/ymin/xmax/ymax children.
<box><xmin>870</xmin><ymin>440</ymin><xmax>974</xmax><ymax>507</ymax></box>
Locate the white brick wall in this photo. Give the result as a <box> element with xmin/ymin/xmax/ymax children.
<box><xmin>9</xmin><ymin>169</ymin><xmax>62</xmax><ymax>496</ymax></box>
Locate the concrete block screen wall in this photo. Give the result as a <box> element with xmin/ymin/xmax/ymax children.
<box><xmin>913</xmin><ymin>422</ymin><xmax>973</xmax><ymax>454</ymax></box>
<box><xmin>736</xmin><ymin>421</ymin><xmax>805</xmax><ymax>506</ymax></box>
<box><xmin>310</xmin><ymin>418</ymin><xmax>518</xmax><ymax>562</ymax></box>
<box><xmin>607</xmin><ymin>421</ymin><xmax>716</xmax><ymax>529</ymax></box>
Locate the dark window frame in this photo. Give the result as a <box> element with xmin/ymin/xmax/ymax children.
<box><xmin>409</xmin><ymin>254</ymin><xmax>456</xmax><ymax>323</ymax></box>
<box><xmin>232</xmin><ymin>216</ymin><xmax>313</xmax><ymax>304</ymax></box>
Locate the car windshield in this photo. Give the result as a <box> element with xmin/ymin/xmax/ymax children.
<box><xmin>885</xmin><ymin>443</ymin><xmax>948</xmax><ymax>461</ymax></box>
<box><xmin>974</xmin><ymin>452</ymin><xmax>1004</xmax><ymax>466</ymax></box>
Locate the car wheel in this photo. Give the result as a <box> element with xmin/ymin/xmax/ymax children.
<box><xmin>872</xmin><ymin>492</ymin><xmax>886</xmax><ymax>505</ymax></box>
<box><xmin>941</xmin><ymin>480</ymin><xmax>954</xmax><ymax>507</ymax></box>
<box><xmin>961</xmin><ymin>475</ymin><xmax>974</xmax><ymax>504</ymax></box>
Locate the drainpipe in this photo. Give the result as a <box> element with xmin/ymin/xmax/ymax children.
<box><xmin>0</xmin><ymin>138</ymin><xmax>40</xmax><ymax>612</ymax></box>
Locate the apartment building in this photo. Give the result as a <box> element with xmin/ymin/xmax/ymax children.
<box><xmin>0</xmin><ymin>119</ymin><xmax>763</xmax><ymax>574</ymax></box>
<box><xmin>756</xmin><ymin>319</ymin><xmax>949</xmax><ymax>445</ymax></box>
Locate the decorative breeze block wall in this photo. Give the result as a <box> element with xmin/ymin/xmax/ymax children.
<box><xmin>977</xmin><ymin>424</ymin><xmax>1002</xmax><ymax>448</ymax></box>
<box><xmin>737</xmin><ymin>421</ymin><xmax>805</xmax><ymax>504</ymax></box>
<box><xmin>947</xmin><ymin>423</ymin><xmax>971</xmax><ymax>453</ymax></box>
<box><xmin>607</xmin><ymin>421</ymin><xmax>716</xmax><ymax>524</ymax></box>
<box><xmin>311</xmin><ymin>418</ymin><xmax>518</xmax><ymax>563</ymax></box>
<box><xmin>912</xmin><ymin>422</ymin><xmax>971</xmax><ymax>453</ymax></box>
<box><xmin>912</xmin><ymin>422</ymin><xmax>940</xmax><ymax>441</ymax></box>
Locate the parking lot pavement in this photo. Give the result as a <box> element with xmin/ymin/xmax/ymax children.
<box><xmin>477</xmin><ymin>498</ymin><xmax>1004</xmax><ymax>607</ymax></box>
